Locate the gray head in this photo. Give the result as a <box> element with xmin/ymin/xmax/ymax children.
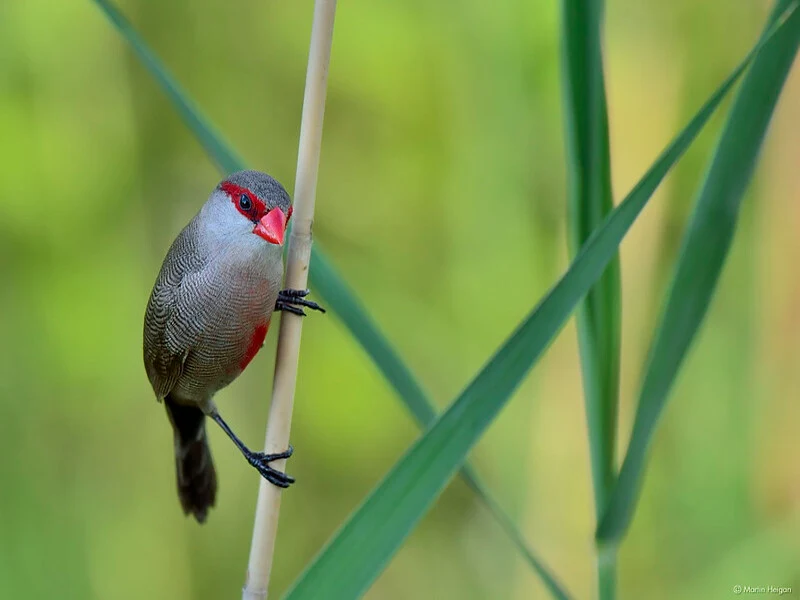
<box><xmin>200</xmin><ymin>170</ymin><xmax>292</xmax><ymax>246</ymax></box>
<box><xmin>220</xmin><ymin>170</ymin><xmax>291</xmax><ymax>214</ymax></box>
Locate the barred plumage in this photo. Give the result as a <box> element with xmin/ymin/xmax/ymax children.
<box><xmin>143</xmin><ymin>170</ymin><xmax>289</xmax><ymax>522</ymax></box>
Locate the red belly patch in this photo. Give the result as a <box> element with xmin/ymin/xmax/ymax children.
<box><xmin>240</xmin><ymin>321</ymin><xmax>269</xmax><ymax>370</ymax></box>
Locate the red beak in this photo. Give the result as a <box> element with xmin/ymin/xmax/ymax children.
<box><xmin>253</xmin><ymin>207</ymin><xmax>287</xmax><ymax>245</ymax></box>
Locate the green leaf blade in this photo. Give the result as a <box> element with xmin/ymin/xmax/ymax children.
<box><xmin>596</xmin><ymin>0</ymin><xmax>800</xmax><ymax>544</ymax></box>
<box><xmin>285</xmin><ymin>41</ymin><xmax>755</xmax><ymax>598</ymax></box>
<box><xmin>310</xmin><ymin>251</ymin><xmax>573</xmax><ymax>599</ymax></box>
<box><xmin>91</xmin><ymin>0</ymin><xmax>245</xmax><ymax>175</ymax></box>
<box><xmin>306</xmin><ymin>251</ymin><xmax>435</xmax><ymax>424</ymax></box>
<box><xmin>560</xmin><ymin>0</ymin><xmax>620</xmax><ymax>518</ymax></box>
<box><xmin>560</xmin><ymin>1</ymin><xmax>620</xmax><ymax>596</ymax></box>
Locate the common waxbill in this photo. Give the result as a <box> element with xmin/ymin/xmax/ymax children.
<box><xmin>143</xmin><ymin>169</ymin><xmax>324</xmax><ymax>523</ymax></box>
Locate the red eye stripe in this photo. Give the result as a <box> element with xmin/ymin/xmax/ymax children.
<box><xmin>220</xmin><ymin>181</ymin><xmax>267</xmax><ymax>221</ymax></box>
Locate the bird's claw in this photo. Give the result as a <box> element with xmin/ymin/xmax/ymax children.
<box><xmin>275</xmin><ymin>301</ymin><xmax>308</xmax><ymax>316</ymax></box>
<box><xmin>276</xmin><ymin>288</ymin><xmax>326</xmax><ymax>317</ymax></box>
<box><xmin>247</xmin><ymin>445</ymin><xmax>295</xmax><ymax>488</ymax></box>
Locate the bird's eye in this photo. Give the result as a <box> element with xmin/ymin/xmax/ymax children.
<box><xmin>238</xmin><ymin>194</ymin><xmax>252</xmax><ymax>211</ymax></box>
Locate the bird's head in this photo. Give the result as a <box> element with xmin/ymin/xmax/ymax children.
<box><xmin>203</xmin><ymin>170</ymin><xmax>292</xmax><ymax>246</ymax></box>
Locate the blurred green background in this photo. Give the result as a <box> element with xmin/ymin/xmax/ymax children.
<box><xmin>1</xmin><ymin>0</ymin><xmax>798</xmax><ymax>598</ymax></box>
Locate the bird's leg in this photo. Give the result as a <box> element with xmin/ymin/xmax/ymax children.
<box><xmin>209</xmin><ymin>411</ymin><xmax>295</xmax><ymax>488</ymax></box>
<box><xmin>275</xmin><ymin>288</ymin><xmax>326</xmax><ymax>317</ymax></box>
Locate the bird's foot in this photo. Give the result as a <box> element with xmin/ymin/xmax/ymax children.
<box><xmin>246</xmin><ymin>445</ymin><xmax>295</xmax><ymax>488</ymax></box>
<box><xmin>276</xmin><ymin>288</ymin><xmax>326</xmax><ymax>317</ymax></box>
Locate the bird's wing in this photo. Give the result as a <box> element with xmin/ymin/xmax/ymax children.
<box><xmin>143</xmin><ymin>223</ymin><xmax>207</xmax><ymax>401</ymax></box>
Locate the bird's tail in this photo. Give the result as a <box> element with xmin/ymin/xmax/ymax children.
<box><xmin>164</xmin><ymin>397</ymin><xmax>217</xmax><ymax>523</ymax></box>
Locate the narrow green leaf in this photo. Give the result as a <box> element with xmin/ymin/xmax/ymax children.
<box><xmin>92</xmin><ymin>0</ymin><xmax>244</xmax><ymax>175</ymax></box>
<box><xmin>561</xmin><ymin>0</ymin><xmax>620</xmax><ymax>519</ymax></box>
<box><xmin>307</xmin><ymin>256</ymin><xmax>572</xmax><ymax>598</ymax></box>
<box><xmin>596</xmin><ymin>0</ymin><xmax>800</xmax><ymax>544</ymax></box>
<box><xmin>284</xmin><ymin>42</ymin><xmax>756</xmax><ymax>599</ymax></box>
<box><xmin>560</xmin><ymin>1</ymin><xmax>620</xmax><ymax>596</ymax></box>
<box><xmin>91</xmin><ymin>0</ymin><xmax>569</xmax><ymax>594</ymax></box>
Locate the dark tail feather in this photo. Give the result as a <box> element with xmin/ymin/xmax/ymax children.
<box><xmin>164</xmin><ymin>397</ymin><xmax>217</xmax><ymax>523</ymax></box>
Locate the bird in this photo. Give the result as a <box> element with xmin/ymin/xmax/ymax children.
<box><xmin>143</xmin><ymin>169</ymin><xmax>325</xmax><ymax>523</ymax></box>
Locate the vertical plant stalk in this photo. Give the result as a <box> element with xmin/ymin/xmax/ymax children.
<box><xmin>242</xmin><ymin>1</ymin><xmax>337</xmax><ymax>598</ymax></box>
<box><xmin>560</xmin><ymin>0</ymin><xmax>620</xmax><ymax>597</ymax></box>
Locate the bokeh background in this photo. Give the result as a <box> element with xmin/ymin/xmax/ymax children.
<box><xmin>1</xmin><ymin>0</ymin><xmax>798</xmax><ymax>598</ymax></box>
